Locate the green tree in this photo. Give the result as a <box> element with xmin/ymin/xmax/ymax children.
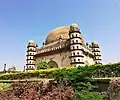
<box><xmin>8</xmin><ymin>66</ymin><xmax>16</xmax><ymax>73</ymax></box>
<box><xmin>37</xmin><ymin>61</ymin><xmax>49</xmax><ymax>70</ymax></box>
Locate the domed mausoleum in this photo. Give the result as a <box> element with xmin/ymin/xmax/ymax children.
<box><xmin>26</xmin><ymin>24</ymin><xmax>102</xmax><ymax>70</ymax></box>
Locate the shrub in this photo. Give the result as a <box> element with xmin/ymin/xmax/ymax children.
<box><xmin>0</xmin><ymin>83</ymin><xmax>11</xmax><ymax>91</ymax></box>
<box><xmin>0</xmin><ymin>62</ymin><xmax>120</xmax><ymax>80</ymax></box>
<box><xmin>36</xmin><ymin>61</ymin><xmax>49</xmax><ymax>70</ymax></box>
<box><xmin>0</xmin><ymin>82</ymin><xmax>75</xmax><ymax>100</ymax></box>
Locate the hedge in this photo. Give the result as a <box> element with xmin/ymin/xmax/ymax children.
<box><xmin>0</xmin><ymin>62</ymin><xmax>120</xmax><ymax>80</ymax></box>
<box><xmin>0</xmin><ymin>67</ymin><xmax>75</xmax><ymax>80</ymax></box>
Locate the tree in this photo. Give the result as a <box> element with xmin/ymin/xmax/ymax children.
<box><xmin>8</xmin><ymin>66</ymin><xmax>16</xmax><ymax>73</ymax></box>
<box><xmin>37</xmin><ymin>61</ymin><xmax>49</xmax><ymax>70</ymax></box>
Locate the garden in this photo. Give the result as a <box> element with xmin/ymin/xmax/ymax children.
<box><xmin>0</xmin><ymin>62</ymin><xmax>120</xmax><ymax>100</ymax></box>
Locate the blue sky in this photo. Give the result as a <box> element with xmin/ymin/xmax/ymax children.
<box><xmin>0</xmin><ymin>0</ymin><xmax>120</xmax><ymax>70</ymax></box>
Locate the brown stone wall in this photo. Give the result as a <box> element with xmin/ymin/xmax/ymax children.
<box><xmin>104</xmin><ymin>79</ymin><xmax>120</xmax><ymax>100</ymax></box>
<box><xmin>35</xmin><ymin>49</ymin><xmax>71</xmax><ymax>67</ymax></box>
<box><xmin>35</xmin><ymin>47</ymin><xmax>95</xmax><ymax>67</ymax></box>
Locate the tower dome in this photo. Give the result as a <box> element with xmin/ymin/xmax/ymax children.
<box><xmin>92</xmin><ymin>41</ymin><xmax>98</xmax><ymax>45</ymax></box>
<box><xmin>28</xmin><ymin>40</ymin><xmax>35</xmax><ymax>46</ymax></box>
<box><xmin>92</xmin><ymin>41</ymin><xmax>99</xmax><ymax>47</ymax></box>
<box><xmin>29</xmin><ymin>40</ymin><xmax>35</xmax><ymax>44</ymax></box>
<box><xmin>71</xmin><ymin>23</ymin><xmax>78</xmax><ymax>28</ymax></box>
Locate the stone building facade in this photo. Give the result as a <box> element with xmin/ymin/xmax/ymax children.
<box><xmin>26</xmin><ymin>23</ymin><xmax>102</xmax><ymax>70</ymax></box>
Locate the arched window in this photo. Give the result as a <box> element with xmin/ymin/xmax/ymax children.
<box><xmin>76</xmin><ymin>40</ymin><xmax>78</xmax><ymax>43</ymax></box>
<box><xmin>48</xmin><ymin>60</ymin><xmax>58</xmax><ymax>68</ymax></box>
<box><xmin>77</xmin><ymin>52</ymin><xmax>79</xmax><ymax>55</ymax></box>
<box><xmin>73</xmin><ymin>52</ymin><xmax>75</xmax><ymax>56</ymax></box>
<box><xmin>29</xmin><ymin>61</ymin><xmax>31</xmax><ymax>64</ymax></box>
<box><xmin>72</xmin><ymin>40</ymin><xmax>74</xmax><ymax>43</ymax></box>
<box><xmin>30</xmin><ymin>57</ymin><xmax>31</xmax><ymax>59</ymax></box>
<box><xmin>78</xmin><ymin>59</ymin><xmax>80</xmax><ymax>62</ymax></box>
<box><xmin>73</xmin><ymin>46</ymin><xmax>75</xmax><ymax>49</ymax></box>
<box><xmin>72</xmin><ymin>34</ymin><xmax>74</xmax><ymax>38</ymax></box>
<box><xmin>76</xmin><ymin>34</ymin><xmax>77</xmax><ymax>37</ymax></box>
<box><xmin>74</xmin><ymin>59</ymin><xmax>76</xmax><ymax>62</ymax></box>
<box><xmin>77</xmin><ymin>46</ymin><xmax>79</xmax><ymax>49</ymax></box>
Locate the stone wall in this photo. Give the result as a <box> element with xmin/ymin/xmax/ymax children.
<box><xmin>35</xmin><ymin>50</ymin><xmax>95</xmax><ymax>67</ymax></box>
<box><xmin>104</xmin><ymin>79</ymin><xmax>120</xmax><ymax>100</ymax></box>
<box><xmin>36</xmin><ymin>50</ymin><xmax>71</xmax><ymax>67</ymax></box>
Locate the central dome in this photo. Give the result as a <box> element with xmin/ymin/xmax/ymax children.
<box><xmin>45</xmin><ymin>24</ymin><xmax>84</xmax><ymax>45</ymax></box>
<box><xmin>45</xmin><ymin>26</ymin><xmax>70</xmax><ymax>45</ymax></box>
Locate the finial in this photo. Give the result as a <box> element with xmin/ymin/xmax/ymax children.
<box><xmin>43</xmin><ymin>42</ymin><xmax>45</xmax><ymax>46</ymax></box>
<box><xmin>29</xmin><ymin>40</ymin><xmax>35</xmax><ymax>44</ymax></box>
<box><xmin>71</xmin><ymin>23</ymin><xmax>78</xmax><ymax>28</ymax></box>
<box><xmin>36</xmin><ymin>44</ymin><xmax>38</xmax><ymax>47</ymax></box>
<box><xmin>23</xmin><ymin>66</ymin><xmax>26</xmax><ymax>72</ymax></box>
<box><xmin>3</xmin><ymin>64</ymin><xmax>6</xmax><ymax>73</ymax></box>
<box><xmin>86</xmin><ymin>42</ymin><xmax>88</xmax><ymax>46</ymax></box>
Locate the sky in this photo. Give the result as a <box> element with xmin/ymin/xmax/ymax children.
<box><xmin>0</xmin><ymin>0</ymin><xmax>120</xmax><ymax>71</ymax></box>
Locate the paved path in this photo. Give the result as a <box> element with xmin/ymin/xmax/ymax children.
<box><xmin>0</xmin><ymin>77</ymin><xmax>120</xmax><ymax>83</ymax></box>
<box><xmin>0</xmin><ymin>78</ymin><xmax>53</xmax><ymax>84</ymax></box>
<box><xmin>93</xmin><ymin>77</ymin><xmax>120</xmax><ymax>80</ymax></box>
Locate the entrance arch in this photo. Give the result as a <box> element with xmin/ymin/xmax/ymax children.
<box><xmin>48</xmin><ymin>60</ymin><xmax>58</xmax><ymax>68</ymax></box>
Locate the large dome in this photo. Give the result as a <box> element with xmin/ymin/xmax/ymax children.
<box><xmin>45</xmin><ymin>24</ymin><xmax>84</xmax><ymax>45</ymax></box>
<box><xmin>45</xmin><ymin>26</ymin><xmax>70</xmax><ymax>45</ymax></box>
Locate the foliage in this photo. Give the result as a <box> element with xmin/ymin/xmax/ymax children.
<box><xmin>2</xmin><ymin>62</ymin><xmax>120</xmax><ymax>99</ymax></box>
<box><xmin>0</xmin><ymin>67</ymin><xmax>75</xmax><ymax>80</ymax></box>
<box><xmin>0</xmin><ymin>64</ymin><xmax>106</xmax><ymax>99</ymax></box>
<box><xmin>75</xmin><ymin>90</ymin><xmax>103</xmax><ymax>100</ymax></box>
<box><xmin>37</xmin><ymin>61</ymin><xmax>49</xmax><ymax>69</ymax></box>
<box><xmin>0</xmin><ymin>62</ymin><xmax>120</xmax><ymax>80</ymax></box>
<box><xmin>0</xmin><ymin>83</ymin><xmax>11</xmax><ymax>91</ymax></box>
<box><xmin>0</xmin><ymin>82</ymin><xmax>75</xmax><ymax>100</ymax></box>
<box><xmin>8</xmin><ymin>66</ymin><xmax>16</xmax><ymax>73</ymax></box>
<box><xmin>53</xmin><ymin>67</ymin><xmax>103</xmax><ymax>100</ymax></box>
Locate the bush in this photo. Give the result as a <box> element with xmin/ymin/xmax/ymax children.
<box><xmin>0</xmin><ymin>83</ymin><xmax>11</xmax><ymax>91</ymax></box>
<box><xmin>0</xmin><ymin>82</ymin><xmax>75</xmax><ymax>100</ymax></box>
<box><xmin>75</xmin><ymin>90</ymin><xmax>103</xmax><ymax>100</ymax></box>
<box><xmin>37</xmin><ymin>61</ymin><xmax>49</xmax><ymax>69</ymax></box>
<box><xmin>0</xmin><ymin>67</ymin><xmax>75</xmax><ymax>80</ymax></box>
<box><xmin>51</xmin><ymin>67</ymin><xmax>103</xmax><ymax>100</ymax></box>
<box><xmin>0</xmin><ymin>62</ymin><xmax>120</xmax><ymax>80</ymax></box>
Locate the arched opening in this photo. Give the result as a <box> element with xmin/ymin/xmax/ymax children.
<box><xmin>76</xmin><ymin>40</ymin><xmax>78</xmax><ymax>43</ymax></box>
<box><xmin>48</xmin><ymin>60</ymin><xmax>58</xmax><ymax>68</ymax></box>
